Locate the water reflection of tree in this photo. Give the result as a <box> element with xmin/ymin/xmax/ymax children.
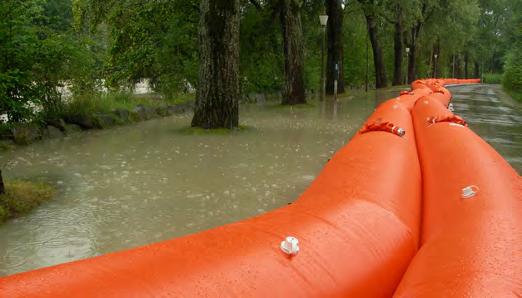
<box><xmin>321</xmin><ymin>98</ymin><xmax>342</xmax><ymax>120</ymax></box>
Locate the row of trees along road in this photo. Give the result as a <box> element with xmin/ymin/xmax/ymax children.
<box><xmin>1</xmin><ymin>0</ymin><xmax>519</xmax><ymax>130</ymax></box>
<box><xmin>194</xmin><ymin>0</ymin><xmax>486</xmax><ymax>127</ymax></box>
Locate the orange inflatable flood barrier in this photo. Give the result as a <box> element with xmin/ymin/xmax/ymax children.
<box><xmin>394</xmin><ymin>82</ymin><xmax>522</xmax><ymax>297</ymax></box>
<box><xmin>1</xmin><ymin>78</ymin><xmax>518</xmax><ymax>297</ymax></box>
<box><xmin>0</xmin><ymin>89</ymin><xmax>428</xmax><ymax>297</ymax></box>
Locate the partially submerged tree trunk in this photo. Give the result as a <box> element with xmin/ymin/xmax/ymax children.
<box><xmin>325</xmin><ymin>0</ymin><xmax>344</xmax><ymax>94</ymax></box>
<box><xmin>464</xmin><ymin>52</ymin><xmax>469</xmax><ymax>78</ymax></box>
<box><xmin>365</xmin><ymin>14</ymin><xmax>387</xmax><ymax>88</ymax></box>
<box><xmin>405</xmin><ymin>25</ymin><xmax>421</xmax><ymax>84</ymax></box>
<box><xmin>0</xmin><ymin>170</ymin><xmax>5</xmax><ymax>195</ymax></box>
<box><xmin>191</xmin><ymin>0</ymin><xmax>240</xmax><ymax>129</ymax></box>
<box><xmin>432</xmin><ymin>40</ymin><xmax>440</xmax><ymax>78</ymax></box>
<box><xmin>455</xmin><ymin>54</ymin><xmax>462</xmax><ymax>78</ymax></box>
<box><xmin>474</xmin><ymin>61</ymin><xmax>480</xmax><ymax>78</ymax></box>
<box><xmin>280</xmin><ymin>0</ymin><xmax>306</xmax><ymax>105</ymax></box>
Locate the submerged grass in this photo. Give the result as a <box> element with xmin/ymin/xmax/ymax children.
<box><xmin>266</xmin><ymin>102</ymin><xmax>317</xmax><ymax>110</ymax></box>
<box><xmin>0</xmin><ymin>180</ymin><xmax>55</xmax><ymax>223</ymax></box>
<box><xmin>176</xmin><ymin>125</ymin><xmax>253</xmax><ymax>136</ymax></box>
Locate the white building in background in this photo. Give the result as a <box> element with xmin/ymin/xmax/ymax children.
<box><xmin>134</xmin><ymin>79</ymin><xmax>153</xmax><ymax>95</ymax></box>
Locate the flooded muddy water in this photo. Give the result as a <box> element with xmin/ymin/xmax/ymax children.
<box><xmin>1</xmin><ymin>84</ymin><xmax>519</xmax><ymax>276</ymax></box>
<box><xmin>0</xmin><ymin>89</ymin><xmax>396</xmax><ymax>275</ymax></box>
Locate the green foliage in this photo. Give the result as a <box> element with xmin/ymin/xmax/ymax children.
<box><xmin>0</xmin><ymin>180</ymin><xmax>54</xmax><ymax>223</ymax></box>
<box><xmin>343</xmin><ymin>9</ymin><xmax>374</xmax><ymax>88</ymax></box>
<box><xmin>502</xmin><ymin>1</ymin><xmax>522</xmax><ymax>98</ymax></box>
<box><xmin>0</xmin><ymin>0</ymin><xmax>102</xmax><ymax>127</ymax></box>
<box><xmin>503</xmin><ymin>49</ymin><xmax>522</xmax><ymax>92</ymax></box>
<box><xmin>1</xmin><ymin>0</ymin><xmax>520</xmax><ymax>124</ymax></box>
<box><xmin>240</xmin><ymin>6</ymin><xmax>284</xmax><ymax>93</ymax></box>
<box><xmin>483</xmin><ymin>73</ymin><xmax>503</xmax><ymax>84</ymax></box>
<box><xmin>76</xmin><ymin>0</ymin><xmax>199</xmax><ymax>96</ymax></box>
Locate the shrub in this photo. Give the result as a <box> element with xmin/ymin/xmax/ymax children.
<box><xmin>0</xmin><ymin>180</ymin><xmax>54</xmax><ymax>223</ymax></box>
<box><xmin>483</xmin><ymin>73</ymin><xmax>503</xmax><ymax>84</ymax></box>
<box><xmin>503</xmin><ymin>49</ymin><xmax>522</xmax><ymax>93</ymax></box>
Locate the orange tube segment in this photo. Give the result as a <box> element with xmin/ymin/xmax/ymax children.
<box><xmin>0</xmin><ymin>99</ymin><xmax>423</xmax><ymax>297</ymax></box>
<box><xmin>394</xmin><ymin>92</ymin><xmax>522</xmax><ymax>297</ymax></box>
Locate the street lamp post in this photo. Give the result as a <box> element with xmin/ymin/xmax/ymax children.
<box><xmin>405</xmin><ymin>47</ymin><xmax>410</xmax><ymax>84</ymax></box>
<box><xmin>434</xmin><ymin>54</ymin><xmax>439</xmax><ymax>78</ymax></box>
<box><xmin>319</xmin><ymin>13</ymin><xmax>328</xmax><ymax>101</ymax></box>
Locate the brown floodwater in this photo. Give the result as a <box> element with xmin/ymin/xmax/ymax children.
<box><xmin>0</xmin><ymin>89</ymin><xmax>396</xmax><ymax>275</ymax></box>
<box><xmin>0</xmin><ymin>84</ymin><xmax>520</xmax><ymax>276</ymax></box>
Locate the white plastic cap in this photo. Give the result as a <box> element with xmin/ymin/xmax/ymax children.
<box><xmin>280</xmin><ymin>236</ymin><xmax>300</xmax><ymax>256</ymax></box>
<box><xmin>462</xmin><ymin>185</ymin><xmax>479</xmax><ymax>199</ymax></box>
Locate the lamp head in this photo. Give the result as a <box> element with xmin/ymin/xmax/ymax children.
<box><xmin>319</xmin><ymin>14</ymin><xmax>329</xmax><ymax>27</ymax></box>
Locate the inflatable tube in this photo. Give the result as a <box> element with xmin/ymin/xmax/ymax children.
<box><xmin>1</xmin><ymin>78</ymin><xmax>495</xmax><ymax>297</ymax></box>
<box><xmin>394</xmin><ymin>91</ymin><xmax>522</xmax><ymax>297</ymax></box>
<box><xmin>0</xmin><ymin>94</ymin><xmax>425</xmax><ymax>296</ymax></box>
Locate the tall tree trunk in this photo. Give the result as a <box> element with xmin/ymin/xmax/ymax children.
<box><xmin>325</xmin><ymin>0</ymin><xmax>344</xmax><ymax>94</ymax></box>
<box><xmin>455</xmin><ymin>55</ymin><xmax>462</xmax><ymax>78</ymax></box>
<box><xmin>0</xmin><ymin>170</ymin><xmax>5</xmax><ymax>195</ymax></box>
<box><xmin>451</xmin><ymin>54</ymin><xmax>457</xmax><ymax>78</ymax></box>
<box><xmin>406</xmin><ymin>26</ymin><xmax>420</xmax><ymax>84</ymax></box>
<box><xmin>281</xmin><ymin>0</ymin><xmax>306</xmax><ymax>105</ymax></box>
<box><xmin>407</xmin><ymin>42</ymin><xmax>416</xmax><ymax>83</ymax></box>
<box><xmin>432</xmin><ymin>40</ymin><xmax>440</xmax><ymax>78</ymax></box>
<box><xmin>191</xmin><ymin>0</ymin><xmax>240</xmax><ymax>129</ymax></box>
<box><xmin>365</xmin><ymin>15</ymin><xmax>387</xmax><ymax>88</ymax></box>
<box><xmin>464</xmin><ymin>52</ymin><xmax>469</xmax><ymax>78</ymax></box>
<box><xmin>473</xmin><ymin>61</ymin><xmax>480</xmax><ymax>78</ymax></box>
<box><xmin>392</xmin><ymin>20</ymin><xmax>403</xmax><ymax>85</ymax></box>
<box><xmin>392</xmin><ymin>6</ymin><xmax>403</xmax><ymax>86</ymax></box>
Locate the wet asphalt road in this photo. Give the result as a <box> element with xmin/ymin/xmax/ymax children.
<box><xmin>449</xmin><ymin>84</ymin><xmax>522</xmax><ymax>173</ymax></box>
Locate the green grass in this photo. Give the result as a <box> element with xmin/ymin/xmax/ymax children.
<box><xmin>483</xmin><ymin>73</ymin><xmax>503</xmax><ymax>84</ymax></box>
<box><xmin>64</xmin><ymin>92</ymin><xmax>194</xmax><ymax>117</ymax></box>
<box><xmin>0</xmin><ymin>180</ymin><xmax>55</xmax><ymax>223</ymax></box>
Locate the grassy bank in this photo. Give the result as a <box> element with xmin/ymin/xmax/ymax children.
<box><xmin>0</xmin><ymin>92</ymin><xmax>195</xmax><ymax>147</ymax></box>
<box><xmin>0</xmin><ymin>180</ymin><xmax>55</xmax><ymax>223</ymax></box>
<box><xmin>483</xmin><ymin>73</ymin><xmax>503</xmax><ymax>84</ymax></box>
<box><xmin>64</xmin><ymin>92</ymin><xmax>193</xmax><ymax>117</ymax></box>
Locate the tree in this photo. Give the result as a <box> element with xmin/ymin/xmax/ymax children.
<box><xmin>279</xmin><ymin>0</ymin><xmax>306</xmax><ymax>105</ymax></box>
<box><xmin>403</xmin><ymin>0</ymin><xmax>441</xmax><ymax>83</ymax></box>
<box><xmin>382</xmin><ymin>0</ymin><xmax>417</xmax><ymax>85</ymax></box>
<box><xmin>325</xmin><ymin>0</ymin><xmax>344</xmax><ymax>94</ymax></box>
<box><xmin>1</xmin><ymin>0</ymin><xmax>91</xmax><ymax>124</ymax></box>
<box><xmin>0</xmin><ymin>170</ymin><xmax>4</xmax><ymax>195</ymax></box>
<box><xmin>191</xmin><ymin>0</ymin><xmax>240</xmax><ymax>128</ymax></box>
<box><xmin>391</xmin><ymin>3</ymin><xmax>404</xmax><ymax>85</ymax></box>
<box><xmin>358</xmin><ymin>0</ymin><xmax>388</xmax><ymax>88</ymax></box>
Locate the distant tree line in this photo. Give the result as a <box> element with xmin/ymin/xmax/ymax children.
<box><xmin>0</xmin><ymin>0</ymin><xmax>520</xmax><ymax>129</ymax></box>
